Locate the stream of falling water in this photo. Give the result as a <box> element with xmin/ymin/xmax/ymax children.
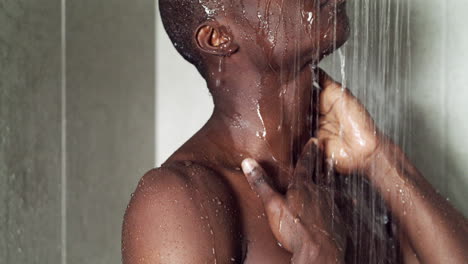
<box><xmin>318</xmin><ymin>0</ymin><xmax>412</xmax><ymax>262</ymax></box>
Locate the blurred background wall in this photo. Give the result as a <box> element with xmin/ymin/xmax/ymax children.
<box><xmin>0</xmin><ymin>0</ymin><xmax>467</xmax><ymax>263</ymax></box>
<box><xmin>1</xmin><ymin>0</ymin><xmax>155</xmax><ymax>263</ymax></box>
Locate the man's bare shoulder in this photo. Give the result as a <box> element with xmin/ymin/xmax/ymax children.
<box><xmin>122</xmin><ymin>162</ymin><xmax>243</xmax><ymax>264</ymax></box>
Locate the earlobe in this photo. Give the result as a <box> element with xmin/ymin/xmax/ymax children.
<box><xmin>195</xmin><ymin>22</ymin><xmax>239</xmax><ymax>57</ymax></box>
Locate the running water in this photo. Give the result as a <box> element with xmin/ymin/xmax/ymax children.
<box><xmin>323</xmin><ymin>0</ymin><xmax>411</xmax><ymax>144</ymax></box>
<box><xmin>318</xmin><ymin>0</ymin><xmax>412</xmax><ymax>262</ymax></box>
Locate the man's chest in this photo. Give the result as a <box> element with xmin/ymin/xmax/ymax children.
<box><xmin>234</xmin><ymin>194</ymin><xmax>292</xmax><ymax>263</ymax></box>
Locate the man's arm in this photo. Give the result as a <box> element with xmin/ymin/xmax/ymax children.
<box><xmin>317</xmin><ymin>69</ymin><xmax>468</xmax><ymax>264</ymax></box>
<box><xmin>365</xmin><ymin>141</ymin><xmax>468</xmax><ymax>264</ymax></box>
<box><xmin>122</xmin><ymin>167</ymin><xmax>242</xmax><ymax>264</ymax></box>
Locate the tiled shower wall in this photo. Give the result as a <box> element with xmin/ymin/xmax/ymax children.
<box><xmin>1</xmin><ymin>1</ymin><xmax>155</xmax><ymax>263</ymax></box>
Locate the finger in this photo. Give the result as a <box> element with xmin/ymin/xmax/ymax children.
<box><xmin>319</xmin><ymin>115</ymin><xmax>339</xmax><ymax>126</ymax></box>
<box><xmin>317</xmin><ymin>69</ymin><xmax>353</xmax><ymax>116</ymax></box>
<box><xmin>319</xmin><ymin>86</ymin><xmax>344</xmax><ymax>116</ymax></box>
<box><xmin>321</xmin><ymin>138</ymin><xmax>352</xmax><ymax>174</ymax></box>
<box><xmin>318</xmin><ymin>69</ymin><xmax>370</xmax><ymax>121</ymax></box>
<box><xmin>316</xmin><ymin>126</ymin><xmax>338</xmax><ymax>142</ymax></box>
<box><xmin>241</xmin><ymin>158</ymin><xmax>281</xmax><ymax>204</ymax></box>
<box><xmin>242</xmin><ymin>159</ymin><xmax>301</xmax><ymax>251</ymax></box>
<box><xmin>318</xmin><ymin>119</ymin><xmax>340</xmax><ymax>136</ymax></box>
<box><xmin>317</xmin><ymin>68</ymin><xmax>342</xmax><ymax>91</ymax></box>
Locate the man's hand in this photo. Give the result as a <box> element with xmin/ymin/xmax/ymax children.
<box><xmin>241</xmin><ymin>139</ymin><xmax>346</xmax><ymax>264</ymax></box>
<box><xmin>316</xmin><ymin>70</ymin><xmax>468</xmax><ymax>264</ymax></box>
<box><xmin>317</xmin><ymin>69</ymin><xmax>381</xmax><ymax>174</ymax></box>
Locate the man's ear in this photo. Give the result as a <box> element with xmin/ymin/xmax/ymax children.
<box><xmin>195</xmin><ymin>22</ymin><xmax>239</xmax><ymax>56</ymax></box>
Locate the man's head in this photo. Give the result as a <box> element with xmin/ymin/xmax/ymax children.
<box><xmin>159</xmin><ymin>0</ymin><xmax>349</xmax><ymax>79</ymax></box>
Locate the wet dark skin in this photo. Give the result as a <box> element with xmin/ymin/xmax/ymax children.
<box><xmin>122</xmin><ymin>0</ymin><xmax>468</xmax><ymax>263</ymax></box>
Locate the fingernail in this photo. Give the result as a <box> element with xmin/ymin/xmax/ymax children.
<box><xmin>241</xmin><ymin>158</ymin><xmax>257</xmax><ymax>175</ymax></box>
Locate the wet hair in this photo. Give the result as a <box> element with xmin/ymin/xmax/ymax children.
<box><xmin>159</xmin><ymin>0</ymin><xmax>208</xmax><ymax>75</ymax></box>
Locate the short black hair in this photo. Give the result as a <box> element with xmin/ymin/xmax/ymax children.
<box><xmin>159</xmin><ymin>0</ymin><xmax>209</xmax><ymax>75</ymax></box>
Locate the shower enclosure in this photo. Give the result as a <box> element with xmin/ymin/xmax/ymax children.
<box><xmin>1</xmin><ymin>0</ymin><xmax>468</xmax><ymax>263</ymax></box>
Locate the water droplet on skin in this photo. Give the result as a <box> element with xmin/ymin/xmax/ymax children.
<box><xmin>312</xmin><ymin>81</ymin><xmax>321</xmax><ymax>90</ymax></box>
<box><xmin>256</xmin><ymin>103</ymin><xmax>267</xmax><ymax>139</ymax></box>
<box><xmin>303</xmin><ymin>11</ymin><xmax>314</xmax><ymax>23</ymax></box>
<box><xmin>339</xmin><ymin>148</ymin><xmax>348</xmax><ymax>158</ymax></box>
<box><xmin>199</xmin><ymin>0</ymin><xmax>216</xmax><ymax>17</ymax></box>
<box><xmin>216</xmin><ymin>58</ymin><xmax>224</xmax><ymax>88</ymax></box>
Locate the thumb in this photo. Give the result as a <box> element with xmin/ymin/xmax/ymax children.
<box><xmin>241</xmin><ymin>159</ymin><xmax>298</xmax><ymax>252</ymax></box>
<box><xmin>241</xmin><ymin>158</ymin><xmax>279</xmax><ymax>204</ymax></box>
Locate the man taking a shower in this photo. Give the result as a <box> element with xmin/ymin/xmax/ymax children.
<box><xmin>122</xmin><ymin>0</ymin><xmax>468</xmax><ymax>263</ymax></box>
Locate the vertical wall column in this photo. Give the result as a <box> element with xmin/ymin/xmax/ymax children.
<box><xmin>410</xmin><ymin>0</ymin><xmax>468</xmax><ymax>214</ymax></box>
<box><xmin>66</xmin><ymin>0</ymin><xmax>155</xmax><ymax>263</ymax></box>
<box><xmin>0</xmin><ymin>1</ymin><xmax>62</xmax><ymax>263</ymax></box>
<box><xmin>1</xmin><ymin>0</ymin><xmax>156</xmax><ymax>263</ymax></box>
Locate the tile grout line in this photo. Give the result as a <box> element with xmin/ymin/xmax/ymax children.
<box><xmin>60</xmin><ymin>0</ymin><xmax>67</xmax><ymax>263</ymax></box>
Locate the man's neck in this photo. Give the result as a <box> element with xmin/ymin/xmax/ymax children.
<box><xmin>201</xmin><ymin>59</ymin><xmax>317</xmax><ymax>190</ymax></box>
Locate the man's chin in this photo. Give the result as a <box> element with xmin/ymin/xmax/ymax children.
<box><xmin>319</xmin><ymin>18</ymin><xmax>350</xmax><ymax>60</ymax></box>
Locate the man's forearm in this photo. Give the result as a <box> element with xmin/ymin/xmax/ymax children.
<box><xmin>364</xmin><ymin>140</ymin><xmax>468</xmax><ymax>264</ymax></box>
